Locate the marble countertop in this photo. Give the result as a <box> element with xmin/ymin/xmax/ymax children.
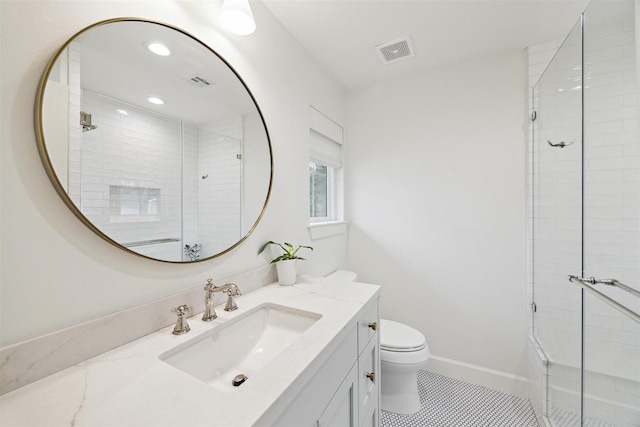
<box><xmin>0</xmin><ymin>277</ymin><xmax>380</xmax><ymax>427</ymax></box>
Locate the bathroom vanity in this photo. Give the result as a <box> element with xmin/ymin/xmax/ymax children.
<box><xmin>0</xmin><ymin>277</ymin><xmax>380</xmax><ymax>426</ymax></box>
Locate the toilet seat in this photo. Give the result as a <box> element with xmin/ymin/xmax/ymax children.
<box><xmin>380</xmin><ymin>319</ymin><xmax>426</xmax><ymax>352</ymax></box>
<box><xmin>379</xmin><ymin>319</ymin><xmax>430</xmax><ymax>415</ymax></box>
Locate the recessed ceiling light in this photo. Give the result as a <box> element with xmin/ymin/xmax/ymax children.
<box><xmin>148</xmin><ymin>97</ymin><xmax>164</xmax><ymax>105</ymax></box>
<box><xmin>148</xmin><ymin>43</ymin><xmax>171</xmax><ymax>56</ymax></box>
<box><xmin>116</xmin><ymin>109</ymin><xmax>129</xmax><ymax>115</ymax></box>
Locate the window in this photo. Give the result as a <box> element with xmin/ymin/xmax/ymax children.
<box><xmin>309</xmin><ymin>106</ymin><xmax>343</xmax><ymax>225</ymax></box>
<box><xmin>309</xmin><ymin>161</ymin><xmax>333</xmax><ymax>221</ymax></box>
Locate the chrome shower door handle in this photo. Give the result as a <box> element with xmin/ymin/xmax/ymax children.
<box><xmin>568</xmin><ymin>275</ymin><xmax>639</xmax><ymax>298</ymax></box>
<box><xmin>568</xmin><ymin>275</ymin><xmax>596</xmax><ymax>285</ymax></box>
<box><xmin>568</xmin><ymin>274</ymin><xmax>640</xmax><ymax>324</ymax></box>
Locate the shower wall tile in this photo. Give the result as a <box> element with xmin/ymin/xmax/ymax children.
<box><xmin>81</xmin><ymin>91</ymin><xmax>182</xmax><ymax>261</ymax></box>
<box><xmin>183</xmin><ymin>123</ymin><xmax>199</xmax><ymax>260</ymax></box>
<box><xmin>68</xmin><ymin>41</ymin><xmax>82</xmax><ymax>206</ymax></box>
<box><xmin>74</xmin><ymin>93</ymin><xmax>246</xmax><ymax>263</ymax></box>
<box><xmin>197</xmin><ymin>118</ymin><xmax>243</xmax><ymax>259</ymax></box>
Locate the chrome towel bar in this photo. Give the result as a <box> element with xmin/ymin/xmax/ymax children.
<box><xmin>568</xmin><ymin>275</ymin><xmax>640</xmax><ymax>324</ymax></box>
<box><xmin>122</xmin><ymin>237</ymin><xmax>181</xmax><ymax>248</ymax></box>
<box><xmin>568</xmin><ymin>275</ymin><xmax>640</xmax><ymax>298</ymax></box>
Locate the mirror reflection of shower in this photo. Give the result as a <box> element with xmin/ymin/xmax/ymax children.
<box><xmin>38</xmin><ymin>19</ymin><xmax>272</xmax><ymax>263</ymax></box>
<box><xmin>77</xmin><ymin>90</ymin><xmax>243</xmax><ymax>262</ymax></box>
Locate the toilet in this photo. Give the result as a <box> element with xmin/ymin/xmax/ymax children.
<box><xmin>325</xmin><ymin>271</ymin><xmax>430</xmax><ymax>414</ymax></box>
<box><xmin>379</xmin><ymin>319</ymin><xmax>430</xmax><ymax>414</ymax></box>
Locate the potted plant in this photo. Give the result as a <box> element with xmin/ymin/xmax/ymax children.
<box><xmin>259</xmin><ymin>241</ymin><xmax>313</xmax><ymax>285</ymax></box>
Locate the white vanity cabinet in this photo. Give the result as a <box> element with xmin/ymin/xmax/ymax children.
<box><xmin>275</xmin><ymin>297</ymin><xmax>380</xmax><ymax>427</ymax></box>
<box><xmin>317</xmin><ymin>363</ymin><xmax>359</xmax><ymax>426</ymax></box>
<box><xmin>356</xmin><ymin>299</ymin><xmax>380</xmax><ymax>427</ymax></box>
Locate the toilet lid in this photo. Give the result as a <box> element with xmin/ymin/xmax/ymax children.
<box><xmin>380</xmin><ymin>319</ymin><xmax>426</xmax><ymax>352</ymax></box>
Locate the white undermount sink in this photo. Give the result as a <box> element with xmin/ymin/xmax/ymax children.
<box><xmin>159</xmin><ymin>303</ymin><xmax>321</xmax><ymax>391</ymax></box>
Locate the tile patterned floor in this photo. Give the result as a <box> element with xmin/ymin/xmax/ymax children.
<box><xmin>381</xmin><ymin>370</ymin><xmax>540</xmax><ymax>427</ymax></box>
<box><xmin>549</xmin><ymin>406</ymin><xmax>618</xmax><ymax>427</ymax></box>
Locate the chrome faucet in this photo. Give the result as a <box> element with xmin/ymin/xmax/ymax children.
<box><xmin>220</xmin><ymin>283</ymin><xmax>240</xmax><ymax>312</ymax></box>
<box><xmin>203</xmin><ymin>279</ymin><xmax>218</xmax><ymax>321</ymax></box>
<box><xmin>171</xmin><ymin>304</ymin><xmax>192</xmax><ymax>335</ymax></box>
<box><xmin>202</xmin><ymin>279</ymin><xmax>241</xmax><ymax>322</ymax></box>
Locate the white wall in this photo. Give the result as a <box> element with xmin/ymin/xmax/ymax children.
<box><xmin>0</xmin><ymin>0</ymin><xmax>346</xmax><ymax>346</ymax></box>
<box><xmin>346</xmin><ymin>50</ymin><xmax>530</xmax><ymax>392</ymax></box>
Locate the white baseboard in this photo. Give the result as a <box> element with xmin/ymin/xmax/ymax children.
<box><xmin>426</xmin><ymin>355</ymin><xmax>530</xmax><ymax>399</ymax></box>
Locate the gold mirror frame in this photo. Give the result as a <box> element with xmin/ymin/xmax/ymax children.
<box><xmin>35</xmin><ymin>18</ymin><xmax>272</xmax><ymax>263</ymax></box>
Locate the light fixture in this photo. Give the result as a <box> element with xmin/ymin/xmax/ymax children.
<box><xmin>116</xmin><ymin>109</ymin><xmax>129</xmax><ymax>115</ymax></box>
<box><xmin>219</xmin><ymin>0</ymin><xmax>256</xmax><ymax>35</ymax></box>
<box><xmin>148</xmin><ymin>43</ymin><xmax>171</xmax><ymax>56</ymax></box>
<box><xmin>147</xmin><ymin>97</ymin><xmax>164</xmax><ymax>105</ymax></box>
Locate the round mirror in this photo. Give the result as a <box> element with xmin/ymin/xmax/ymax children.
<box><xmin>35</xmin><ymin>18</ymin><xmax>272</xmax><ymax>262</ymax></box>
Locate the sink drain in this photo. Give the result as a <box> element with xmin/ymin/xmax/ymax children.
<box><xmin>232</xmin><ymin>373</ymin><xmax>248</xmax><ymax>387</ymax></box>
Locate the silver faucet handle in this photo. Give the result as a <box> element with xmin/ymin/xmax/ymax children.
<box><xmin>171</xmin><ymin>305</ymin><xmax>192</xmax><ymax>335</ymax></box>
<box><xmin>224</xmin><ymin>283</ymin><xmax>240</xmax><ymax>296</ymax></box>
<box><xmin>204</xmin><ymin>278</ymin><xmax>215</xmax><ymax>291</ymax></box>
<box><xmin>223</xmin><ymin>283</ymin><xmax>240</xmax><ymax>312</ymax></box>
<box><xmin>171</xmin><ymin>304</ymin><xmax>192</xmax><ymax>315</ymax></box>
<box><xmin>202</xmin><ymin>279</ymin><xmax>218</xmax><ymax>322</ymax></box>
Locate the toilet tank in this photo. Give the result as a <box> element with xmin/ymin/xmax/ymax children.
<box><xmin>326</xmin><ymin>270</ymin><xmax>358</xmax><ymax>281</ymax></box>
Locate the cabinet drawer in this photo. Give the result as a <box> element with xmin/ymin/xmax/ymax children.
<box><xmin>275</xmin><ymin>325</ymin><xmax>358</xmax><ymax>426</ymax></box>
<box><xmin>317</xmin><ymin>363</ymin><xmax>359</xmax><ymax>427</ymax></box>
<box><xmin>357</xmin><ymin>299</ymin><xmax>379</xmax><ymax>355</ymax></box>
<box><xmin>359</xmin><ymin>387</ymin><xmax>379</xmax><ymax>427</ymax></box>
<box><xmin>358</xmin><ymin>335</ymin><xmax>379</xmax><ymax>426</ymax></box>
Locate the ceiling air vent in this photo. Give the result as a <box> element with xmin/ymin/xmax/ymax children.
<box><xmin>375</xmin><ymin>36</ymin><xmax>415</xmax><ymax>64</ymax></box>
<box><xmin>187</xmin><ymin>75</ymin><xmax>214</xmax><ymax>88</ymax></box>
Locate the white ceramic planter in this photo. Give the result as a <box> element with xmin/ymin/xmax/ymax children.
<box><xmin>275</xmin><ymin>259</ymin><xmax>297</xmax><ymax>285</ymax></box>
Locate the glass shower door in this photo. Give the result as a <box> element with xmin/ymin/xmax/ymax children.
<box><xmin>533</xmin><ymin>1</ymin><xmax>640</xmax><ymax>425</ymax></box>
<box><xmin>581</xmin><ymin>1</ymin><xmax>640</xmax><ymax>426</ymax></box>
<box><xmin>531</xmin><ymin>16</ymin><xmax>584</xmax><ymax>427</ymax></box>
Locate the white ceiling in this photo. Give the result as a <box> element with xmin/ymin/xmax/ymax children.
<box><xmin>262</xmin><ymin>0</ymin><xmax>592</xmax><ymax>90</ymax></box>
<box><xmin>78</xmin><ymin>20</ymin><xmax>258</xmax><ymax>125</ymax></box>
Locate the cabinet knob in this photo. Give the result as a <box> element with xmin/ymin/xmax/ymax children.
<box><xmin>365</xmin><ymin>372</ymin><xmax>375</xmax><ymax>382</ymax></box>
<box><xmin>368</xmin><ymin>322</ymin><xmax>377</xmax><ymax>331</ymax></box>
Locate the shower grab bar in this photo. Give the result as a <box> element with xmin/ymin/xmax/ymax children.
<box><xmin>568</xmin><ymin>275</ymin><xmax>640</xmax><ymax>324</ymax></box>
<box><xmin>123</xmin><ymin>237</ymin><xmax>181</xmax><ymax>248</ymax></box>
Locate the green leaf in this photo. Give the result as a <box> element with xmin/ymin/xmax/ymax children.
<box><xmin>260</xmin><ymin>240</ymin><xmax>313</xmax><ymax>263</ymax></box>
<box><xmin>258</xmin><ymin>240</ymin><xmax>276</xmax><ymax>255</ymax></box>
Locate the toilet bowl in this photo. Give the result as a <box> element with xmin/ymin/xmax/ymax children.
<box><xmin>324</xmin><ymin>272</ymin><xmax>430</xmax><ymax>414</ymax></box>
<box><xmin>380</xmin><ymin>319</ymin><xmax>430</xmax><ymax>414</ymax></box>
